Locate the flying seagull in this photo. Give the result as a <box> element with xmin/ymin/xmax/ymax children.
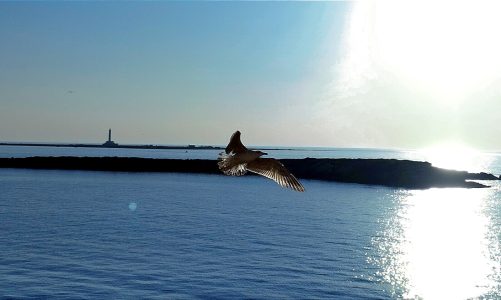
<box><xmin>218</xmin><ymin>131</ymin><xmax>305</xmax><ymax>192</ymax></box>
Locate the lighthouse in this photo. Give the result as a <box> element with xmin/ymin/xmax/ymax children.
<box><xmin>102</xmin><ymin>128</ymin><xmax>118</xmax><ymax>147</ymax></box>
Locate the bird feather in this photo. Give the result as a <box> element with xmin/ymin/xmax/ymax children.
<box><xmin>247</xmin><ymin>158</ymin><xmax>305</xmax><ymax>192</ymax></box>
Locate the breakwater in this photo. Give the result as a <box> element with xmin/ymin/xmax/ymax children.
<box><xmin>0</xmin><ymin>156</ymin><xmax>498</xmax><ymax>189</ymax></box>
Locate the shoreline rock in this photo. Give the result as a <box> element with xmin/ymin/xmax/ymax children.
<box><xmin>0</xmin><ymin>156</ymin><xmax>497</xmax><ymax>189</ymax></box>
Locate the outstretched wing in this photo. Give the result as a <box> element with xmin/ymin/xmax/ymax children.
<box><xmin>247</xmin><ymin>158</ymin><xmax>305</xmax><ymax>192</ymax></box>
<box><xmin>225</xmin><ymin>131</ymin><xmax>247</xmax><ymax>154</ymax></box>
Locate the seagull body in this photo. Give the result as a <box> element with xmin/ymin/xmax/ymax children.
<box><xmin>218</xmin><ymin>131</ymin><xmax>305</xmax><ymax>192</ymax></box>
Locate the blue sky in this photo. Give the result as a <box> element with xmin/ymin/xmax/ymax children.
<box><xmin>0</xmin><ymin>2</ymin><xmax>347</xmax><ymax>146</ymax></box>
<box><xmin>2</xmin><ymin>1</ymin><xmax>501</xmax><ymax>151</ymax></box>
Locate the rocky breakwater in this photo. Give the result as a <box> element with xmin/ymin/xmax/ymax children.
<box><xmin>0</xmin><ymin>156</ymin><xmax>498</xmax><ymax>189</ymax></box>
<box><xmin>282</xmin><ymin>158</ymin><xmax>498</xmax><ymax>189</ymax></box>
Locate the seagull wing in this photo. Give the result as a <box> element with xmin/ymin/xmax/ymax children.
<box><xmin>217</xmin><ymin>152</ymin><xmax>248</xmax><ymax>176</ymax></box>
<box><xmin>225</xmin><ymin>131</ymin><xmax>247</xmax><ymax>154</ymax></box>
<box><xmin>247</xmin><ymin>158</ymin><xmax>305</xmax><ymax>192</ymax></box>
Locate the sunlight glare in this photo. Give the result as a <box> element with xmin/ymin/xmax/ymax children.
<box><xmin>339</xmin><ymin>1</ymin><xmax>501</xmax><ymax>106</ymax></box>
<box><xmin>401</xmin><ymin>189</ymin><xmax>494</xmax><ymax>299</ymax></box>
<box><xmin>413</xmin><ymin>141</ymin><xmax>494</xmax><ymax>172</ymax></box>
<box><xmin>374</xmin><ymin>188</ymin><xmax>497</xmax><ymax>299</ymax></box>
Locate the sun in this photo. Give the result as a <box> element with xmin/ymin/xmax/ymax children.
<box><xmin>340</xmin><ymin>1</ymin><xmax>501</xmax><ymax>106</ymax></box>
<box><xmin>416</xmin><ymin>141</ymin><xmax>489</xmax><ymax>172</ymax></box>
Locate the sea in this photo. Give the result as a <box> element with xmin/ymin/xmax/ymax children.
<box><xmin>0</xmin><ymin>145</ymin><xmax>500</xmax><ymax>299</ymax></box>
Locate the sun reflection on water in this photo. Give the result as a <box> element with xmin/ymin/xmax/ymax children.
<box><xmin>372</xmin><ymin>187</ymin><xmax>500</xmax><ymax>299</ymax></box>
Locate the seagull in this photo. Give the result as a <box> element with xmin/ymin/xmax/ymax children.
<box><xmin>218</xmin><ymin>131</ymin><xmax>305</xmax><ymax>192</ymax></box>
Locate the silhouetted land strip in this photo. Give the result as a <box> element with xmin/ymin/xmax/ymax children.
<box><xmin>0</xmin><ymin>142</ymin><xmax>304</xmax><ymax>151</ymax></box>
<box><xmin>0</xmin><ymin>142</ymin><xmax>224</xmax><ymax>150</ymax></box>
<box><xmin>1</xmin><ymin>156</ymin><xmax>498</xmax><ymax>189</ymax></box>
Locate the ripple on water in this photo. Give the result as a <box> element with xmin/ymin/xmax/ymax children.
<box><xmin>0</xmin><ymin>169</ymin><xmax>500</xmax><ymax>299</ymax></box>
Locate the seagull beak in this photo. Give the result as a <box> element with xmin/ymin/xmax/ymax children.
<box><xmin>262</xmin><ymin>152</ymin><xmax>268</xmax><ymax>155</ymax></box>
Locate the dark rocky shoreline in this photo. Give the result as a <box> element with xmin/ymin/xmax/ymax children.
<box><xmin>0</xmin><ymin>156</ymin><xmax>498</xmax><ymax>189</ymax></box>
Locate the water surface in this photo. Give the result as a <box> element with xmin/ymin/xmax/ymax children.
<box><xmin>1</xmin><ymin>147</ymin><xmax>500</xmax><ymax>299</ymax></box>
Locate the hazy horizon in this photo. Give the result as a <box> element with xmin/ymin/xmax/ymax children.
<box><xmin>2</xmin><ymin>2</ymin><xmax>501</xmax><ymax>151</ymax></box>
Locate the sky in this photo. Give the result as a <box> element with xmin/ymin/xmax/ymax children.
<box><xmin>1</xmin><ymin>1</ymin><xmax>501</xmax><ymax>151</ymax></box>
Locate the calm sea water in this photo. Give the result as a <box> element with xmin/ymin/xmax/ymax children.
<box><xmin>0</xmin><ymin>146</ymin><xmax>500</xmax><ymax>299</ymax></box>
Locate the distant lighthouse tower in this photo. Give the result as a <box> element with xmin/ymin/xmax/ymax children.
<box><xmin>103</xmin><ymin>128</ymin><xmax>118</xmax><ymax>147</ymax></box>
